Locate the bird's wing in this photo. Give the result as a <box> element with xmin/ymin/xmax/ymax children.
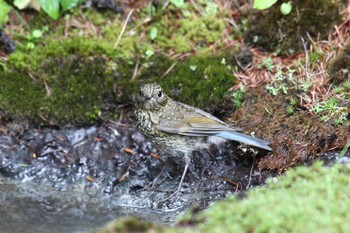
<box><xmin>156</xmin><ymin>102</ymin><xmax>240</xmax><ymax>136</ymax></box>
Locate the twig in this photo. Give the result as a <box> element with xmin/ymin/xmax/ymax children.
<box><xmin>246</xmin><ymin>154</ymin><xmax>255</xmax><ymax>189</ymax></box>
<box><xmin>300</xmin><ymin>37</ymin><xmax>309</xmax><ymax>73</ymax></box>
<box><xmin>161</xmin><ymin>63</ymin><xmax>177</xmax><ymax>78</ymax></box>
<box><xmin>114</xmin><ymin>9</ymin><xmax>135</xmax><ymax>49</ymax></box>
<box><xmin>131</xmin><ymin>60</ymin><xmax>140</xmax><ymax>80</ymax></box>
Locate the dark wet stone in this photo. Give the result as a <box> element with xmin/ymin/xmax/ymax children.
<box><xmin>84</xmin><ymin>0</ymin><xmax>124</xmax><ymax>13</ymax></box>
<box><xmin>0</xmin><ymin>29</ymin><xmax>16</xmax><ymax>54</ymax></box>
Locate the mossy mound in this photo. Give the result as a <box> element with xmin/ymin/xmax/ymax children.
<box><xmin>94</xmin><ymin>216</ymin><xmax>164</xmax><ymax>233</ymax></box>
<box><xmin>328</xmin><ymin>38</ymin><xmax>350</xmax><ymax>85</ymax></box>
<box><xmin>0</xmin><ymin>36</ymin><xmax>236</xmax><ymax>127</ymax></box>
<box><xmin>245</xmin><ymin>0</ymin><xmax>345</xmax><ymax>55</ymax></box>
<box><xmin>150</xmin><ymin>9</ymin><xmax>227</xmax><ymax>53</ymax></box>
<box><xmin>227</xmin><ymin>87</ymin><xmax>348</xmax><ymax>171</ymax></box>
<box><xmin>0</xmin><ymin>55</ymin><xmax>120</xmax><ymax>126</ymax></box>
<box><xmin>197</xmin><ymin>162</ymin><xmax>350</xmax><ymax>233</ymax></box>
<box><xmin>0</xmin><ymin>4</ymin><xmax>240</xmax><ymax>128</ymax></box>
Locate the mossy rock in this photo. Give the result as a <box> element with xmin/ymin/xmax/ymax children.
<box><xmin>1</xmin><ymin>9</ymin><xmax>238</xmax><ymax>128</ymax></box>
<box><xmin>0</xmin><ymin>55</ymin><xmax>121</xmax><ymax>126</ymax></box>
<box><xmin>245</xmin><ymin>0</ymin><xmax>345</xmax><ymax>55</ymax></box>
<box><xmin>1</xmin><ymin>50</ymin><xmax>236</xmax><ymax>127</ymax></box>
<box><xmin>94</xmin><ymin>216</ymin><xmax>165</xmax><ymax>233</ymax></box>
<box><xmin>195</xmin><ymin>162</ymin><xmax>350</xmax><ymax>233</ymax></box>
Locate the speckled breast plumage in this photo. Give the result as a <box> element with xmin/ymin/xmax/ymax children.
<box><xmin>134</xmin><ymin>99</ymin><xmax>210</xmax><ymax>154</ymax></box>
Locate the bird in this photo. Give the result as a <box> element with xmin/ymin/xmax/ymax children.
<box><xmin>134</xmin><ymin>83</ymin><xmax>271</xmax><ymax>196</ymax></box>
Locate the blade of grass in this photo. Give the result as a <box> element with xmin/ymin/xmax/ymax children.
<box><xmin>339</xmin><ymin>138</ymin><xmax>350</xmax><ymax>158</ymax></box>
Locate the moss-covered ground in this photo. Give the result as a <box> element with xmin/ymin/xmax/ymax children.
<box><xmin>0</xmin><ymin>4</ymin><xmax>237</xmax><ymax>126</ymax></box>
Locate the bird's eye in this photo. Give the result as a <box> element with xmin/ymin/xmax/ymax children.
<box><xmin>157</xmin><ymin>91</ymin><xmax>162</xmax><ymax>97</ymax></box>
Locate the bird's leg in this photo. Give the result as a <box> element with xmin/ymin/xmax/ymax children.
<box><xmin>151</xmin><ymin>163</ymin><xmax>168</xmax><ymax>189</ymax></box>
<box><xmin>138</xmin><ymin>161</ymin><xmax>168</xmax><ymax>191</ymax></box>
<box><xmin>157</xmin><ymin>153</ymin><xmax>191</xmax><ymax>203</ymax></box>
<box><xmin>176</xmin><ymin>153</ymin><xmax>190</xmax><ymax>192</ymax></box>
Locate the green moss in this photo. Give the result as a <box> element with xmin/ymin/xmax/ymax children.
<box><xmin>195</xmin><ymin>163</ymin><xmax>350</xmax><ymax>233</ymax></box>
<box><xmin>133</xmin><ymin>54</ymin><xmax>235</xmax><ymax>112</ymax></box>
<box><xmin>2</xmin><ymin>44</ymin><xmax>235</xmax><ymax>125</ymax></box>
<box><xmin>245</xmin><ymin>0</ymin><xmax>344</xmax><ymax>55</ymax></box>
<box><xmin>153</xmin><ymin>12</ymin><xmax>226</xmax><ymax>53</ymax></box>
<box><xmin>0</xmin><ymin>72</ymin><xmax>45</xmax><ymax>120</ymax></box>
<box><xmin>0</xmin><ymin>55</ymin><xmax>122</xmax><ymax>125</ymax></box>
<box><xmin>1</xmin><ymin>5</ymin><xmax>235</xmax><ymax>126</ymax></box>
<box><xmin>95</xmin><ymin>216</ymin><xmax>166</xmax><ymax>233</ymax></box>
<box><xmin>83</xmin><ymin>8</ymin><xmax>118</xmax><ymax>26</ymax></box>
<box><xmin>308</xmin><ymin>50</ymin><xmax>323</xmax><ymax>64</ymax></box>
<box><xmin>8</xmin><ymin>23</ymin><xmax>147</xmax><ymax>73</ymax></box>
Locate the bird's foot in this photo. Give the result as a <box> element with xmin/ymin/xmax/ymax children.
<box><xmin>153</xmin><ymin>186</ymin><xmax>184</xmax><ymax>208</ymax></box>
<box><xmin>155</xmin><ymin>160</ymin><xmax>190</xmax><ymax>205</ymax></box>
<box><xmin>136</xmin><ymin>162</ymin><xmax>168</xmax><ymax>192</ymax></box>
<box><xmin>137</xmin><ymin>175</ymin><xmax>167</xmax><ymax>192</ymax></box>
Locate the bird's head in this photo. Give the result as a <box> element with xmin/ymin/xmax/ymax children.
<box><xmin>136</xmin><ymin>83</ymin><xmax>168</xmax><ymax>111</ymax></box>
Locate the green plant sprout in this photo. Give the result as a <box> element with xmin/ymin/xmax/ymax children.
<box><xmin>339</xmin><ymin>138</ymin><xmax>350</xmax><ymax>158</ymax></box>
<box><xmin>232</xmin><ymin>85</ymin><xmax>245</xmax><ymax>108</ymax></box>
<box><xmin>258</xmin><ymin>57</ymin><xmax>275</xmax><ymax>71</ymax></box>
<box><xmin>253</xmin><ymin>0</ymin><xmax>292</xmax><ymax>15</ymax></box>
<box><xmin>311</xmin><ymin>97</ymin><xmax>347</xmax><ymax>124</ymax></box>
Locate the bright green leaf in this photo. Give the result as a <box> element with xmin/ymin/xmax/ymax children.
<box><xmin>39</xmin><ymin>0</ymin><xmax>60</xmax><ymax>19</ymax></box>
<box><xmin>205</xmin><ymin>2</ymin><xmax>218</xmax><ymax>15</ymax></box>
<box><xmin>14</xmin><ymin>0</ymin><xmax>31</xmax><ymax>9</ymax></box>
<box><xmin>18</xmin><ymin>163</ymin><xmax>29</xmax><ymax>167</ymax></box>
<box><xmin>32</xmin><ymin>29</ymin><xmax>43</xmax><ymax>38</ymax></box>
<box><xmin>26</xmin><ymin>42</ymin><xmax>35</xmax><ymax>49</ymax></box>
<box><xmin>221</xmin><ymin>58</ymin><xmax>226</xmax><ymax>65</ymax></box>
<box><xmin>150</xmin><ymin>27</ymin><xmax>158</xmax><ymax>40</ymax></box>
<box><xmin>0</xmin><ymin>0</ymin><xmax>11</xmax><ymax>26</ymax></box>
<box><xmin>170</xmin><ymin>0</ymin><xmax>184</xmax><ymax>8</ymax></box>
<box><xmin>14</xmin><ymin>0</ymin><xmax>41</xmax><ymax>11</ymax></box>
<box><xmin>182</xmin><ymin>9</ymin><xmax>191</xmax><ymax>17</ymax></box>
<box><xmin>280</xmin><ymin>1</ymin><xmax>292</xmax><ymax>15</ymax></box>
<box><xmin>190</xmin><ymin>65</ymin><xmax>197</xmax><ymax>71</ymax></box>
<box><xmin>253</xmin><ymin>0</ymin><xmax>278</xmax><ymax>10</ymax></box>
<box><xmin>42</xmin><ymin>25</ymin><xmax>49</xmax><ymax>32</ymax></box>
<box><xmin>145</xmin><ymin>49</ymin><xmax>154</xmax><ymax>57</ymax></box>
<box><xmin>60</xmin><ymin>0</ymin><xmax>85</xmax><ymax>12</ymax></box>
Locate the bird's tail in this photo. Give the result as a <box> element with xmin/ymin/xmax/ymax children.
<box><xmin>216</xmin><ymin>131</ymin><xmax>272</xmax><ymax>151</ymax></box>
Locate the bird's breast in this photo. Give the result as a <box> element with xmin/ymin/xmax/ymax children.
<box><xmin>134</xmin><ymin>109</ymin><xmax>164</xmax><ymax>137</ymax></box>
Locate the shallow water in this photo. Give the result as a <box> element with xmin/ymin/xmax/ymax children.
<box><xmin>0</xmin><ymin>176</ymin><xmax>179</xmax><ymax>233</ymax></box>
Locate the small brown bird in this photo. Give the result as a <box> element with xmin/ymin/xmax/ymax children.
<box><xmin>134</xmin><ymin>83</ymin><xmax>271</xmax><ymax>195</ymax></box>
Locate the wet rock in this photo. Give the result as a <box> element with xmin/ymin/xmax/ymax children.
<box><xmin>0</xmin><ymin>29</ymin><xmax>16</xmax><ymax>54</ymax></box>
<box><xmin>84</xmin><ymin>0</ymin><xmax>124</xmax><ymax>13</ymax></box>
